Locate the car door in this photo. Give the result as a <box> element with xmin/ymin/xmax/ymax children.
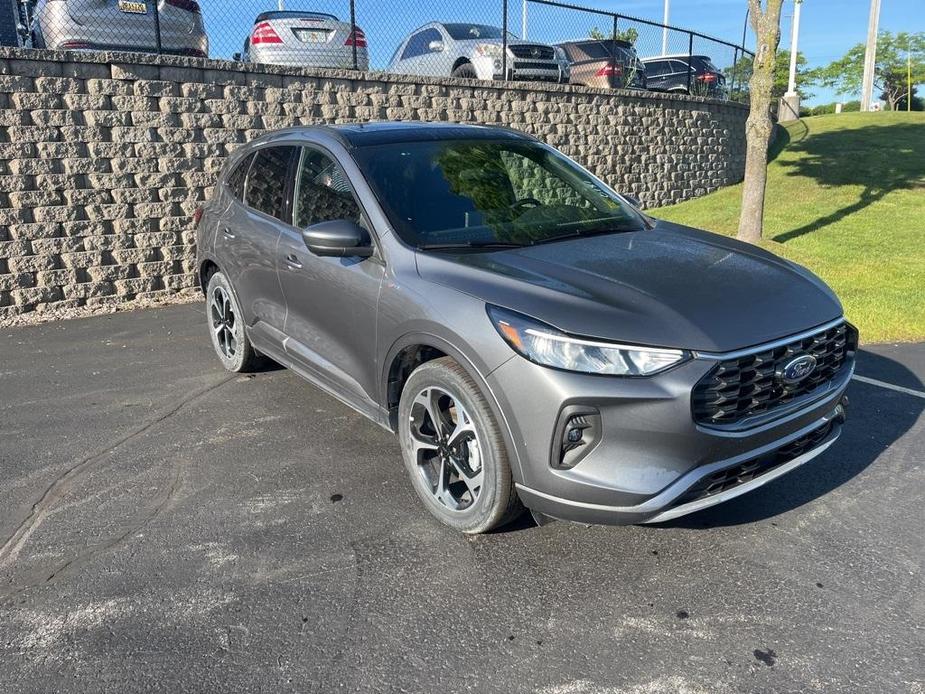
<box><xmin>277</xmin><ymin>146</ymin><xmax>385</xmax><ymax>406</ymax></box>
<box><xmin>645</xmin><ymin>60</ymin><xmax>667</xmax><ymax>90</ymax></box>
<box><xmin>668</xmin><ymin>59</ymin><xmax>692</xmax><ymax>90</ymax></box>
<box><xmin>214</xmin><ymin>145</ymin><xmax>298</xmax><ymax>337</ymax></box>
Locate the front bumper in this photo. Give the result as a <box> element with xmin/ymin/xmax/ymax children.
<box><xmin>487</xmin><ymin>346</ymin><xmax>853</xmax><ymax>525</ymax></box>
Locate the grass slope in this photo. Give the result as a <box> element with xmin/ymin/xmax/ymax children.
<box><xmin>653</xmin><ymin>112</ymin><xmax>925</xmax><ymax>344</ymax></box>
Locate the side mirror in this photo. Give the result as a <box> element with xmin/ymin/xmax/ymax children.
<box><xmin>428</xmin><ymin>40</ymin><xmax>445</xmax><ymax>53</ymax></box>
<box><xmin>302</xmin><ymin>219</ymin><xmax>373</xmax><ymax>258</ymax></box>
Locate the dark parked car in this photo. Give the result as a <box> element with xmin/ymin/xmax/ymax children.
<box><xmin>554</xmin><ymin>39</ymin><xmax>646</xmax><ymax>89</ymax></box>
<box><xmin>196</xmin><ymin>122</ymin><xmax>855</xmax><ymax>533</ymax></box>
<box><xmin>643</xmin><ymin>54</ymin><xmax>726</xmax><ymax>97</ymax></box>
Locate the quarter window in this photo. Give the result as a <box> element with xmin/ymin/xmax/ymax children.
<box><xmin>244</xmin><ymin>146</ymin><xmax>299</xmax><ymax>221</ymax></box>
<box><xmin>225</xmin><ymin>153</ymin><xmax>253</xmax><ymax>200</ymax></box>
<box><xmin>292</xmin><ymin>148</ymin><xmax>364</xmax><ymax>229</ymax></box>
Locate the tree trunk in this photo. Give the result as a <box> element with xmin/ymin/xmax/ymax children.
<box><xmin>737</xmin><ymin>0</ymin><xmax>785</xmax><ymax>243</ymax></box>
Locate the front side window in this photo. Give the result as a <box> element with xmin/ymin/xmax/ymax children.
<box><xmin>292</xmin><ymin>148</ymin><xmax>363</xmax><ymax>229</ymax></box>
<box><xmin>244</xmin><ymin>146</ymin><xmax>299</xmax><ymax>221</ymax></box>
<box><xmin>352</xmin><ymin>139</ymin><xmax>645</xmax><ymax>249</ymax></box>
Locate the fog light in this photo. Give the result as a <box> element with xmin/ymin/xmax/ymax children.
<box><xmin>551</xmin><ymin>406</ymin><xmax>601</xmax><ymax>470</ymax></box>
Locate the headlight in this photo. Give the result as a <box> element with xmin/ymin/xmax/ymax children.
<box><xmin>488</xmin><ymin>305</ymin><xmax>687</xmax><ymax>376</ymax></box>
<box><xmin>475</xmin><ymin>43</ymin><xmax>503</xmax><ymax>58</ymax></box>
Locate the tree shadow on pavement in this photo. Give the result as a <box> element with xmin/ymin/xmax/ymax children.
<box><xmin>773</xmin><ymin>121</ymin><xmax>924</xmax><ymax>243</ymax></box>
<box><xmin>659</xmin><ymin>350</ymin><xmax>923</xmax><ymax>529</ymax></box>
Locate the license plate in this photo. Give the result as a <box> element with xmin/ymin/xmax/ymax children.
<box><xmin>292</xmin><ymin>29</ymin><xmax>329</xmax><ymax>44</ymax></box>
<box><xmin>118</xmin><ymin>1</ymin><xmax>147</xmax><ymax>14</ymax></box>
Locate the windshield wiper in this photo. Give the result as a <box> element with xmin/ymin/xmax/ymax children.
<box><xmin>530</xmin><ymin>226</ymin><xmax>636</xmax><ymax>246</ymax></box>
<box><xmin>416</xmin><ymin>241</ymin><xmax>526</xmax><ymax>251</ymax></box>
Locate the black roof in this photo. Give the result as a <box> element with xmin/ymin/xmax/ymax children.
<box><xmin>324</xmin><ymin>121</ymin><xmax>536</xmax><ymax>147</ymax></box>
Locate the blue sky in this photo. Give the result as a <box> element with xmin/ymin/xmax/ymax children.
<box><xmin>202</xmin><ymin>0</ymin><xmax>924</xmax><ymax>105</ymax></box>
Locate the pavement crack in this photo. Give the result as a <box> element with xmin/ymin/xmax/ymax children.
<box><xmin>0</xmin><ymin>374</ymin><xmax>235</xmax><ymax>569</ymax></box>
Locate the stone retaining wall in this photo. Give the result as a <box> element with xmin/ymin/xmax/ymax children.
<box><xmin>0</xmin><ymin>47</ymin><xmax>748</xmax><ymax>323</ymax></box>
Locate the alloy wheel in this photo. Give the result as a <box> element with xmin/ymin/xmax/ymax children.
<box><xmin>210</xmin><ymin>285</ymin><xmax>237</xmax><ymax>359</ymax></box>
<box><xmin>408</xmin><ymin>386</ymin><xmax>484</xmax><ymax>511</ymax></box>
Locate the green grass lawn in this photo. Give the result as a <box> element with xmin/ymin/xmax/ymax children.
<box><xmin>653</xmin><ymin>112</ymin><xmax>925</xmax><ymax>344</ymax></box>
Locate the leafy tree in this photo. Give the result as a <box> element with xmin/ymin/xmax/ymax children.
<box><xmin>738</xmin><ymin>0</ymin><xmax>787</xmax><ymax>243</ymax></box>
<box><xmin>810</xmin><ymin>31</ymin><xmax>925</xmax><ymax>111</ymax></box>
<box><xmin>588</xmin><ymin>26</ymin><xmax>639</xmax><ymax>44</ymax></box>
<box><xmin>725</xmin><ymin>50</ymin><xmax>813</xmax><ymax>101</ymax></box>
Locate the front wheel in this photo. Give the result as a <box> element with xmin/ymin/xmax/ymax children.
<box><xmin>398</xmin><ymin>357</ymin><xmax>523</xmax><ymax>533</ymax></box>
<box><xmin>451</xmin><ymin>62</ymin><xmax>479</xmax><ymax>80</ymax></box>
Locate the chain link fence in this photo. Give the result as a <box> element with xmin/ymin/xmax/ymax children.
<box><xmin>7</xmin><ymin>0</ymin><xmax>751</xmax><ymax>101</ymax></box>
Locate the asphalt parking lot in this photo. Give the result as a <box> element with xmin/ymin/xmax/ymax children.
<box><xmin>1</xmin><ymin>303</ymin><xmax>923</xmax><ymax>693</ymax></box>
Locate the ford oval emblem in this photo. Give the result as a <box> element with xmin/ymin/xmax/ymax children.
<box><xmin>778</xmin><ymin>354</ymin><xmax>817</xmax><ymax>384</ymax></box>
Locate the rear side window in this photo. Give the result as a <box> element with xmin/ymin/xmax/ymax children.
<box><xmin>293</xmin><ymin>148</ymin><xmax>364</xmax><ymax>229</ymax></box>
<box><xmin>225</xmin><ymin>153</ymin><xmax>253</xmax><ymax>200</ymax></box>
<box><xmin>244</xmin><ymin>146</ymin><xmax>299</xmax><ymax>221</ymax></box>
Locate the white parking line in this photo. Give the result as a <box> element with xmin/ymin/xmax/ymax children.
<box><xmin>852</xmin><ymin>374</ymin><xmax>925</xmax><ymax>399</ymax></box>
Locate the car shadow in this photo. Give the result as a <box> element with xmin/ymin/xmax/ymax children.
<box><xmin>772</xmin><ymin>121</ymin><xmax>923</xmax><ymax>243</ymax></box>
<box><xmin>655</xmin><ymin>349</ymin><xmax>923</xmax><ymax>529</ymax></box>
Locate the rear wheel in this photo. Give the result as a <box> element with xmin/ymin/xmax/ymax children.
<box><xmin>398</xmin><ymin>357</ymin><xmax>523</xmax><ymax>533</ymax></box>
<box><xmin>206</xmin><ymin>271</ymin><xmax>262</xmax><ymax>373</ymax></box>
<box><xmin>451</xmin><ymin>62</ymin><xmax>479</xmax><ymax>79</ymax></box>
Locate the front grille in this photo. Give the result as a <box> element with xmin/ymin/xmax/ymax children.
<box><xmin>670</xmin><ymin>419</ymin><xmax>836</xmax><ymax>509</ymax></box>
<box><xmin>692</xmin><ymin>322</ymin><xmax>857</xmax><ymax>426</ymax></box>
<box><xmin>512</xmin><ymin>60</ymin><xmax>559</xmax><ymax>71</ymax></box>
<box><xmin>509</xmin><ymin>44</ymin><xmax>555</xmax><ymax>60</ymax></box>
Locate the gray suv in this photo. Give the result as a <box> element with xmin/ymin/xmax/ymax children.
<box><xmin>196</xmin><ymin>123</ymin><xmax>856</xmax><ymax>533</ymax></box>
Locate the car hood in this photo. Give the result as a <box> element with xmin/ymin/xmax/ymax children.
<box><xmin>414</xmin><ymin>220</ymin><xmax>843</xmax><ymax>353</ymax></box>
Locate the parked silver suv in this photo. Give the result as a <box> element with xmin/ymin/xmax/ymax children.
<box><xmin>32</xmin><ymin>0</ymin><xmax>208</xmax><ymax>57</ymax></box>
<box><xmin>388</xmin><ymin>22</ymin><xmax>567</xmax><ymax>83</ymax></box>
<box><xmin>196</xmin><ymin>123</ymin><xmax>855</xmax><ymax>534</ymax></box>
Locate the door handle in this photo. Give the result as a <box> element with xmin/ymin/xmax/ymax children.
<box><xmin>285</xmin><ymin>253</ymin><xmax>303</xmax><ymax>269</ymax></box>
<box><xmin>221</xmin><ymin>227</ymin><xmax>235</xmax><ymax>239</ymax></box>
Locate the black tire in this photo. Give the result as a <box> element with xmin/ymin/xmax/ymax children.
<box><xmin>398</xmin><ymin>357</ymin><xmax>523</xmax><ymax>533</ymax></box>
<box><xmin>451</xmin><ymin>62</ymin><xmax>478</xmax><ymax>79</ymax></box>
<box><xmin>205</xmin><ymin>271</ymin><xmax>262</xmax><ymax>373</ymax></box>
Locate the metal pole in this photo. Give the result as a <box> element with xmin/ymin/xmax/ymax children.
<box><xmin>153</xmin><ymin>0</ymin><xmax>162</xmax><ymax>54</ymax></box>
<box><xmin>661</xmin><ymin>0</ymin><xmax>669</xmax><ymax>55</ymax></box>
<box><xmin>731</xmin><ymin>46</ymin><xmax>739</xmax><ymax>97</ymax></box>
<box><xmin>502</xmin><ymin>0</ymin><xmax>508</xmax><ymax>80</ymax></box>
<box><xmin>277</xmin><ymin>0</ymin><xmax>284</xmax><ymax>9</ymax></box>
<box><xmin>908</xmin><ymin>51</ymin><xmax>912</xmax><ymax>112</ymax></box>
<box><xmin>785</xmin><ymin>0</ymin><xmax>802</xmax><ymax>95</ymax></box>
<box><xmin>349</xmin><ymin>0</ymin><xmax>357</xmax><ymax>70</ymax></box>
<box><xmin>686</xmin><ymin>32</ymin><xmax>693</xmax><ymax>93</ymax></box>
<box><xmin>741</xmin><ymin>6</ymin><xmax>749</xmax><ymax>52</ymax></box>
<box><xmin>522</xmin><ymin>0</ymin><xmax>527</xmax><ymax>40</ymax></box>
<box><xmin>860</xmin><ymin>0</ymin><xmax>881</xmax><ymax>111</ymax></box>
<box><xmin>611</xmin><ymin>14</ymin><xmax>618</xmax><ymax>89</ymax></box>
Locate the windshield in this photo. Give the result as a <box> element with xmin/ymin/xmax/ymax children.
<box><xmin>352</xmin><ymin>139</ymin><xmax>646</xmax><ymax>249</ymax></box>
<box><xmin>443</xmin><ymin>23</ymin><xmax>504</xmax><ymax>40</ymax></box>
